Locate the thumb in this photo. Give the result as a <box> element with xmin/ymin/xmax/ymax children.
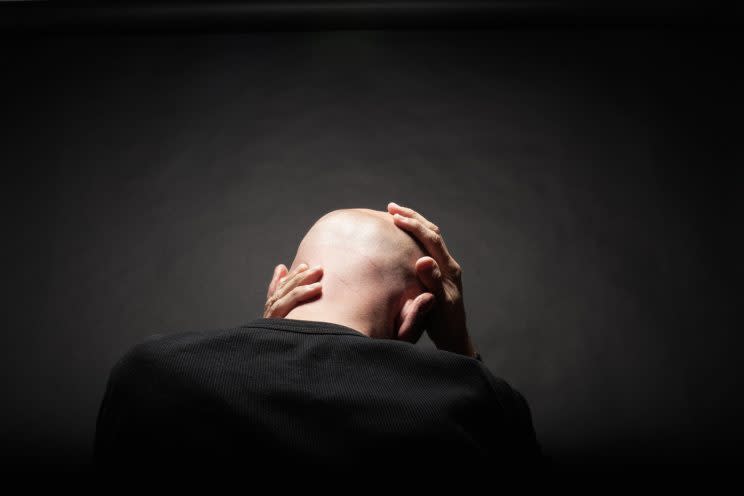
<box><xmin>417</xmin><ymin>292</ymin><xmax>436</xmax><ymax>316</ymax></box>
<box><xmin>415</xmin><ymin>257</ymin><xmax>444</xmax><ymax>295</ymax></box>
<box><xmin>396</xmin><ymin>292</ymin><xmax>436</xmax><ymax>343</ymax></box>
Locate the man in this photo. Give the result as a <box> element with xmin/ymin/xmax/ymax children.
<box><xmin>95</xmin><ymin>203</ymin><xmax>540</xmax><ymax>472</ymax></box>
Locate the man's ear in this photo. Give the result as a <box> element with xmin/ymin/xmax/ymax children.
<box><xmin>395</xmin><ymin>292</ymin><xmax>435</xmax><ymax>343</ymax></box>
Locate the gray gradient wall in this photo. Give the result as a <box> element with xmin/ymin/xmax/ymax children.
<box><xmin>2</xmin><ymin>28</ymin><xmax>740</xmax><ymax>467</ymax></box>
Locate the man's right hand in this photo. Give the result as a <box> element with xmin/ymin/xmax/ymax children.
<box><xmin>387</xmin><ymin>202</ymin><xmax>478</xmax><ymax>359</ymax></box>
<box><xmin>263</xmin><ymin>263</ymin><xmax>324</xmax><ymax>318</ymax></box>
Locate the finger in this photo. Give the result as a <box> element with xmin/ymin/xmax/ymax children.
<box><xmin>268</xmin><ymin>282</ymin><xmax>323</xmax><ymax>318</ymax></box>
<box><xmin>415</xmin><ymin>257</ymin><xmax>445</xmax><ymax>295</ymax></box>
<box><xmin>387</xmin><ymin>202</ymin><xmax>440</xmax><ymax>233</ymax></box>
<box><xmin>278</xmin><ymin>263</ymin><xmax>309</xmax><ymax>291</ymax></box>
<box><xmin>275</xmin><ymin>265</ymin><xmax>323</xmax><ymax>300</ymax></box>
<box><xmin>392</xmin><ymin>213</ymin><xmax>454</xmax><ymax>266</ymax></box>
<box><xmin>419</xmin><ymin>292</ymin><xmax>436</xmax><ymax>315</ymax></box>
<box><xmin>267</xmin><ymin>264</ymin><xmax>288</xmax><ymax>298</ymax></box>
<box><xmin>397</xmin><ymin>292</ymin><xmax>436</xmax><ymax>344</ymax></box>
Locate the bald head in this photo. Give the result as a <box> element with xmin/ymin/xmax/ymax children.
<box><xmin>284</xmin><ymin>209</ymin><xmax>428</xmax><ymax>339</ymax></box>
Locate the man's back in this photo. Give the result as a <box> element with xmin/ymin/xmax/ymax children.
<box><xmin>95</xmin><ymin>318</ymin><xmax>540</xmax><ymax>470</ymax></box>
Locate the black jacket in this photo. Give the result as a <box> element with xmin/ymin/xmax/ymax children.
<box><xmin>95</xmin><ymin>318</ymin><xmax>540</xmax><ymax>471</ymax></box>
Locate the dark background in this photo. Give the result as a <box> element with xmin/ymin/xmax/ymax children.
<box><xmin>1</xmin><ymin>1</ymin><xmax>741</xmax><ymax>470</ymax></box>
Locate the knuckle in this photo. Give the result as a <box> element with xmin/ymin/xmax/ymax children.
<box><xmin>430</xmin><ymin>224</ymin><xmax>441</xmax><ymax>234</ymax></box>
<box><xmin>451</xmin><ymin>263</ymin><xmax>462</xmax><ymax>277</ymax></box>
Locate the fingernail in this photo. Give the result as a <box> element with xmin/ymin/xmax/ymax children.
<box><xmin>298</xmin><ymin>263</ymin><xmax>308</xmax><ymax>270</ymax></box>
<box><xmin>390</xmin><ymin>201</ymin><xmax>399</xmax><ymax>208</ymax></box>
<box><xmin>311</xmin><ymin>265</ymin><xmax>323</xmax><ymax>272</ymax></box>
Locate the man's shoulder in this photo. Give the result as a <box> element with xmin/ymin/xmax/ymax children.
<box><xmin>107</xmin><ymin>327</ymin><xmax>243</xmax><ymax>383</ymax></box>
<box><xmin>121</xmin><ymin>319</ymin><xmax>485</xmax><ymax>366</ymax></box>
<box><xmin>108</xmin><ymin>319</ymin><xmax>494</xmax><ymax>393</ymax></box>
<box><xmin>119</xmin><ymin>323</ymin><xmax>273</xmax><ymax>356</ymax></box>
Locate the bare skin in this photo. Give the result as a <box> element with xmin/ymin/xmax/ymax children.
<box><xmin>283</xmin><ymin>209</ymin><xmax>435</xmax><ymax>341</ymax></box>
<box><xmin>264</xmin><ymin>204</ymin><xmax>477</xmax><ymax>358</ymax></box>
<box><xmin>387</xmin><ymin>202</ymin><xmax>477</xmax><ymax>358</ymax></box>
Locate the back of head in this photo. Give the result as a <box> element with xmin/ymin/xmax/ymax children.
<box><xmin>284</xmin><ymin>208</ymin><xmax>426</xmax><ymax>339</ymax></box>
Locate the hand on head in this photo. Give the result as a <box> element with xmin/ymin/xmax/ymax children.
<box><xmin>263</xmin><ymin>263</ymin><xmax>324</xmax><ymax>318</ymax></box>
<box><xmin>387</xmin><ymin>202</ymin><xmax>477</xmax><ymax>358</ymax></box>
<box><xmin>261</xmin><ymin>204</ymin><xmax>477</xmax><ymax>358</ymax></box>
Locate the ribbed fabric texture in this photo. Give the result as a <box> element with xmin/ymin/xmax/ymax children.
<box><xmin>95</xmin><ymin>318</ymin><xmax>540</xmax><ymax>472</ymax></box>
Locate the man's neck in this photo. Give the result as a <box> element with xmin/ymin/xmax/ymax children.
<box><xmin>283</xmin><ymin>304</ymin><xmax>379</xmax><ymax>338</ymax></box>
